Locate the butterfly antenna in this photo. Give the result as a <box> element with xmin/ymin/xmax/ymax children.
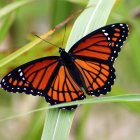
<box><xmin>33</xmin><ymin>33</ymin><xmax>60</xmax><ymax>48</ymax></box>
<box><xmin>62</xmin><ymin>24</ymin><xmax>67</xmax><ymax>47</ymax></box>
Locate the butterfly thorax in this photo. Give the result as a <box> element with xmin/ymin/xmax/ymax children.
<box><xmin>59</xmin><ymin>48</ymin><xmax>74</xmax><ymax>64</ymax></box>
<box><xmin>59</xmin><ymin>48</ymin><xmax>83</xmax><ymax>87</ymax></box>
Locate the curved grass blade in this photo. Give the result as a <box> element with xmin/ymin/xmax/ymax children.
<box><xmin>0</xmin><ymin>0</ymin><xmax>34</xmax><ymax>19</ymax></box>
<box><xmin>48</xmin><ymin>93</ymin><xmax>140</xmax><ymax>109</ymax></box>
<box><xmin>0</xmin><ymin>29</ymin><xmax>55</xmax><ymax>67</ymax></box>
<box><xmin>0</xmin><ymin>9</ymin><xmax>81</xmax><ymax>67</ymax></box>
<box><xmin>0</xmin><ymin>94</ymin><xmax>140</xmax><ymax>122</ymax></box>
<box><xmin>0</xmin><ymin>13</ymin><xmax>15</xmax><ymax>43</ymax></box>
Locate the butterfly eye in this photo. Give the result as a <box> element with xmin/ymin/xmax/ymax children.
<box><xmin>59</xmin><ymin>48</ymin><xmax>65</xmax><ymax>53</ymax></box>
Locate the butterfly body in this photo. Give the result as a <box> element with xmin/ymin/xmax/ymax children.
<box><xmin>59</xmin><ymin>48</ymin><xmax>74</xmax><ymax>66</ymax></box>
<box><xmin>0</xmin><ymin>23</ymin><xmax>129</xmax><ymax>110</ymax></box>
<box><xmin>59</xmin><ymin>48</ymin><xmax>83</xmax><ymax>88</ymax></box>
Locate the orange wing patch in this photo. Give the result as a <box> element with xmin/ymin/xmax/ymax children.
<box><xmin>73</xmin><ymin>33</ymin><xmax>106</xmax><ymax>53</ymax></box>
<box><xmin>73</xmin><ymin>32</ymin><xmax>111</xmax><ymax>61</ymax></box>
<box><xmin>75</xmin><ymin>59</ymin><xmax>115</xmax><ymax>96</ymax></box>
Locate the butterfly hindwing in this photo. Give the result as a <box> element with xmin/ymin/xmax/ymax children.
<box><xmin>45</xmin><ymin>64</ymin><xmax>85</xmax><ymax>110</ymax></box>
<box><xmin>74</xmin><ymin>59</ymin><xmax>115</xmax><ymax>96</ymax></box>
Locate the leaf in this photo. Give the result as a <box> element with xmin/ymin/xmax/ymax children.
<box><xmin>0</xmin><ymin>0</ymin><xmax>34</xmax><ymax>19</ymax></box>
<box><xmin>0</xmin><ymin>94</ymin><xmax>140</xmax><ymax>122</ymax></box>
<box><xmin>48</xmin><ymin>94</ymin><xmax>140</xmax><ymax>109</ymax></box>
<box><xmin>41</xmin><ymin>109</ymin><xmax>75</xmax><ymax>140</ymax></box>
<box><xmin>0</xmin><ymin>13</ymin><xmax>15</xmax><ymax>43</ymax></box>
<box><xmin>41</xmin><ymin>0</ymin><xmax>117</xmax><ymax>140</ymax></box>
<box><xmin>0</xmin><ymin>30</ymin><xmax>55</xmax><ymax>67</ymax></box>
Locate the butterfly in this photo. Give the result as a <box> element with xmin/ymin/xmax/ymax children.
<box><xmin>0</xmin><ymin>23</ymin><xmax>129</xmax><ymax>110</ymax></box>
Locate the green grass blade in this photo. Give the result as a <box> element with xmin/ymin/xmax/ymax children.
<box><xmin>0</xmin><ymin>94</ymin><xmax>140</xmax><ymax>122</ymax></box>
<box><xmin>0</xmin><ymin>13</ymin><xmax>15</xmax><ymax>43</ymax></box>
<box><xmin>0</xmin><ymin>30</ymin><xmax>54</xmax><ymax>67</ymax></box>
<box><xmin>0</xmin><ymin>39</ymin><xmax>41</xmax><ymax>67</ymax></box>
<box><xmin>0</xmin><ymin>0</ymin><xmax>34</xmax><ymax>19</ymax></box>
<box><xmin>66</xmin><ymin>0</ymin><xmax>116</xmax><ymax>51</ymax></box>
<box><xmin>41</xmin><ymin>0</ymin><xmax>116</xmax><ymax>140</ymax></box>
<box><xmin>48</xmin><ymin>94</ymin><xmax>140</xmax><ymax>109</ymax></box>
<box><xmin>41</xmin><ymin>109</ymin><xmax>75</xmax><ymax>140</ymax></box>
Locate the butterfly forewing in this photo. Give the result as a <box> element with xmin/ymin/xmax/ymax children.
<box><xmin>0</xmin><ymin>56</ymin><xmax>60</xmax><ymax>96</ymax></box>
<box><xmin>69</xmin><ymin>23</ymin><xmax>129</xmax><ymax>63</ymax></box>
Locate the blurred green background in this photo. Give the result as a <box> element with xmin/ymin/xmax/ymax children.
<box><xmin>0</xmin><ymin>0</ymin><xmax>140</xmax><ymax>140</ymax></box>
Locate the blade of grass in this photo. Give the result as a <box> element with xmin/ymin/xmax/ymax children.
<box><xmin>42</xmin><ymin>0</ymin><xmax>116</xmax><ymax>140</ymax></box>
<box><xmin>66</xmin><ymin>0</ymin><xmax>117</xmax><ymax>51</ymax></box>
<box><xmin>0</xmin><ymin>29</ymin><xmax>55</xmax><ymax>67</ymax></box>
<box><xmin>41</xmin><ymin>109</ymin><xmax>75</xmax><ymax>140</ymax></box>
<box><xmin>0</xmin><ymin>9</ymin><xmax>84</xmax><ymax>67</ymax></box>
<box><xmin>0</xmin><ymin>0</ymin><xmax>34</xmax><ymax>19</ymax></box>
<box><xmin>0</xmin><ymin>94</ymin><xmax>140</xmax><ymax>122</ymax></box>
<box><xmin>0</xmin><ymin>13</ymin><xmax>15</xmax><ymax>43</ymax></box>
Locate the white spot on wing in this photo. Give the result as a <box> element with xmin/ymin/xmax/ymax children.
<box><xmin>104</xmin><ymin>33</ymin><xmax>108</xmax><ymax>36</ymax></box>
<box><xmin>102</xmin><ymin>30</ymin><xmax>106</xmax><ymax>32</ymax></box>
<box><xmin>8</xmin><ymin>74</ymin><xmax>11</xmax><ymax>76</ymax></box>
<box><xmin>18</xmin><ymin>69</ymin><xmax>21</xmax><ymax>72</ymax></box>
<box><xmin>108</xmin><ymin>37</ymin><xmax>110</xmax><ymax>40</ymax></box>
<box><xmin>20</xmin><ymin>72</ymin><xmax>23</xmax><ymax>76</ymax></box>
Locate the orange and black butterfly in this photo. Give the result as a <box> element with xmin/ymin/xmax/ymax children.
<box><xmin>0</xmin><ymin>23</ymin><xmax>129</xmax><ymax>110</ymax></box>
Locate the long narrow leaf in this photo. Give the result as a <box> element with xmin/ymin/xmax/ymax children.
<box><xmin>0</xmin><ymin>0</ymin><xmax>33</xmax><ymax>19</ymax></box>
<box><xmin>0</xmin><ymin>30</ymin><xmax>55</xmax><ymax>67</ymax></box>
<box><xmin>41</xmin><ymin>109</ymin><xmax>75</xmax><ymax>140</ymax></box>
<box><xmin>0</xmin><ymin>94</ymin><xmax>140</xmax><ymax>122</ymax></box>
<box><xmin>41</xmin><ymin>0</ymin><xmax>116</xmax><ymax>140</ymax></box>
<box><xmin>0</xmin><ymin>13</ymin><xmax>15</xmax><ymax>43</ymax></box>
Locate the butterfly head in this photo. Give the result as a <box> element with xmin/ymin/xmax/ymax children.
<box><xmin>59</xmin><ymin>48</ymin><xmax>65</xmax><ymax>54</ymax></box>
